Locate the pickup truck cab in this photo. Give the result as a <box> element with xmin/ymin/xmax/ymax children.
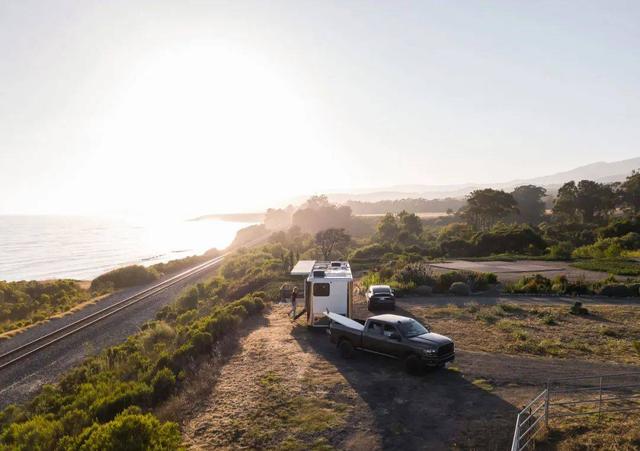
<box><xmin>326</xmin><ymin>312</ymin><xmax>455</xmax><ymax>372</ymax></box>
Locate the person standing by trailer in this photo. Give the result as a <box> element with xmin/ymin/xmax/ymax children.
<box><xmin>290</xmin><ymin>287</ymin><xmax>298</xmax><ymax>319</ymax></box>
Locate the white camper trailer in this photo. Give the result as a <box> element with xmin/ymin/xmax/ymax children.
<box><xmin>290</xmin><ymin>260</ymin><xmax>353</xmax><ymax>327</ymax></box>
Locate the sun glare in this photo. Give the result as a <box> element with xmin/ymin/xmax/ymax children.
<box><xmin>90</xmin><ymin>42</ymin><xmax>339</xmax><ymax>217</ymax></box>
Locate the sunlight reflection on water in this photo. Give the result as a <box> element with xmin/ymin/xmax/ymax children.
<box><xmin>0</xmin><ymin>215</ymin><xmax>253</xmax><ymax>281</ymax></box>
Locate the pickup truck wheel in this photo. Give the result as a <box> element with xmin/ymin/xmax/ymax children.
<box><xmin>338</xmin><ymin>340</ymin><xmax>354</xmax><ymax>359</ymax></box>
<box><xmin>404</xmin><ymin>354</ymin><xmax>422</xmax><ymax>374</ymax></box>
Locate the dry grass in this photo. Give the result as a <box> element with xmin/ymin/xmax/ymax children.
<box><xmin>407</xmin><ymin>303</ymin><xmax>640</xmax><ymax>364</ymax></box>
<box><xmin>537</xmin><ymin>411</ymin><xmax>640</xmax><ymax>450</ymax></box>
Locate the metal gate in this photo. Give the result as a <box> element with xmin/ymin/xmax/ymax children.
<box><xmin>511</xmin><ymin>372</ymin><xmax>640</xmax><ymax>451</ymax></box>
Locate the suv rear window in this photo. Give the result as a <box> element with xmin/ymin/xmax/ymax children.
<box><xmin>313</xmin><ymin>283</ymin><xmax>330</xmax><ymax>297</ymax></box>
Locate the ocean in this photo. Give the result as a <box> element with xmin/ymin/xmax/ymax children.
<box><xmin>0</xmin><ymin>215</ymin><xmax>254</xmax><ymax>282</ymax></box>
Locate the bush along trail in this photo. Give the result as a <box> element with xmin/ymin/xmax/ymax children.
<box><xmin>0</xmin><ymin>240</ymin><xmax>307</xmax><ymax>449</ymax></box>
<box><xmin>0</xmin><ymin>269</ymin><xmax>266</xmax><ymax>449</ymax></box>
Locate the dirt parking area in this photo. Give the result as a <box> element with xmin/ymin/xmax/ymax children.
<box><xmin>428</xmin><ymin>260</ymin><xmax>609</xmax><ymax>283</ymax></box>
<box><xmin>181</xmin><ymin>302</ymin><xmax>640</xmax><ymax>450</ymax></box>
<box><xmin>182</xmin><ymin>305</ymin><xmax>530</xmax><ymax>450</ymax></box>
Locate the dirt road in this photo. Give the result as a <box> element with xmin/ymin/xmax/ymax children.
<box><xmin>182</xmin><ymin>305</ymin><xmax>638</xmax><ymax>450</ymax></box>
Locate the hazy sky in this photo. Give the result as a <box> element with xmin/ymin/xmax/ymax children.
<box><xmin>1</xmin><ymin>1</ymin><xmax>639</xmax><ymax>216</ymax></box>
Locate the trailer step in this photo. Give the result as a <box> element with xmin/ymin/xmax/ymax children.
<box><xmin>293</xmin><ymin>309</ymin><xmax>307</xmax><ymax>321</ymax></box>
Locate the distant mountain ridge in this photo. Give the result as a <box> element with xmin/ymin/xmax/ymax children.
<box><xmin>324</xmin><ymin>157</ymin><xmax>640</xmax><ymax>203</ymax></box>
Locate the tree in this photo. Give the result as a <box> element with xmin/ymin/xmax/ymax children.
<box><xmin>553</xmin><ymin>180</ymin><xmax>617</xmax><ymax>223</ymax></box>
<box><xmin>302</xmin><ymin>195</ymin><xmax>330</xmax><ymax>210</ymax></box>
<box><xmin>511</xmin><ymin>185</ymin><xmax>547</xmax><ymax>224</ymax></box>
<box><xmin>552</xmin><ymin>181</ymin><xmax>578</xmax><ymax>221</ymax></box>
<box><xmin>315</xmin><ymin>228</ymin><xmax>351</xmax><ymax>260</ymax></box>
<box><xmin>397</xmin><ymin>210</ymin><xmax>423</xmax><ymax>236</ymax></box>
<box><xmin>292</xmin><ymin>196</ymin><xmax>352</xmax><ymax>234</ymax></box>
<box><xmin>462</xmin><ymin>189</ymin><xmax>518</xmax><ymax>230</ymax></box>
<box><xmin>264</xmin><ymin>206</ymin><xmax>293</xmax><ymax>230</ymax></box>
<box><xmin>377</xmin><ymin>213</ymin><xmax>399</xmax><ymax>242</ymax></box>
<box><xmin>619</xmin><ymin>170</ymin><xmax>640</xmax><ymax>215</ymax></box>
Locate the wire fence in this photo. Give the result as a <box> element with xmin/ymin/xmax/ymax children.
<box><xmin>511</xmin><ymin>372</ymin><xmax>640</xmax><ymax>451</ymax></box>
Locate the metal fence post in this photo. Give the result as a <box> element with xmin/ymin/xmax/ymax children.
<box><xmin>544</xmin><ymin>382</ymin><xmax>550</xmax><ymax>429</ymax></box>
<box><xmin>598</xmin><ymin>376</ymin><xmax>603</xmax><ymax>418</ymax></box>
<box><xmin>512</xmin><ymin>413</ymin><xmax>521</xmax><ymax>451</ymax></box>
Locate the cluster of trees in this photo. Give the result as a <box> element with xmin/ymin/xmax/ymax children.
<box><xmin>459</xmin><ymin>172</ymin><xmax>640</xmax><ymax>230</ymax></box>
<box><xmin>377</xmin><ymin>211</ymin><xmax>424</xmax><ymax>244</ymax></box>
<box><xmin>263</xmin><ymin>195</ymin><xmax>376</xmax><ymax>238</ymax></box>
<box><xmin>0</xmin><ymin>280</ymin><xmax>89</xmax><ymax>333</ymax></box>
<box><xmin>341</xmin><ymin>172</ymin><xmax>640</xmax><ymax>261</ymax></box>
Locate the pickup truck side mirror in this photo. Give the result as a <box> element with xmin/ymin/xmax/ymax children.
<box><xmin>389</xmin><ymin>332</ymin><xmax>401</xmax><ymax>341</ymax></box>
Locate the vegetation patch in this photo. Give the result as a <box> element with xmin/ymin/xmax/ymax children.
<box><xmin>571</xmin><ymin>259</ymin><xmax>640</xmax><ymax>276</ymax></box>
<box><xmin>0</xmin><ymin>273</ymin><xmax>267</xmax><ymax>450</ymax></box>
<box><xmin>471</xmin><ymin>379</ymin><xmax>494</xmax><ymax>392</ymax></box>
<box><xmin>90</xmin><ymin>265</ymin><xmax>160</xmax><ymax>293</ymax></box>
<box><xmin>0</xmin><ymin>279</ymin><xmax>89</xmax><ymax>334</ymax></box>
<box><xmin>408</xmin><ymin>303</ymin><xmax>640</xmax><ymax>364</ymax></box>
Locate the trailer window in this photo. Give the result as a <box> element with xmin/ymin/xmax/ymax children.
<box><xmin>313</xmin><ymin>283</ymin><xmax>330</xmax><ymax>297</ymax></box>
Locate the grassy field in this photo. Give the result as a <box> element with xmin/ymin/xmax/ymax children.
<box><xmin>571</xmin><ymin>259</ymin><xmax>640</xmax><ymax>276</ymax></box>
<box><xmin>402</xmin><ymin>302</ymin><xmax>640</xmax><ymax>365</ymax></box>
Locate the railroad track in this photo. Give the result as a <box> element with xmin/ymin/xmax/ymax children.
<box><xmin>0</xmin><ymin>254</ymin><xmax>228</xmax><ymax>372</ymax></box>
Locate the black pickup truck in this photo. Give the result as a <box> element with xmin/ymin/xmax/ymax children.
<box><xmin>325</xmin><ymin>312</ymin><xmax>455</xmax><ymax>372</ymax></box>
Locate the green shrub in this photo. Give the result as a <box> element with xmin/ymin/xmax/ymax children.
<box><xmin>449</xmin><ymin>282</ymin><xmax>470</xmax><ymax>296</ymax></box>
<box><xmin>627</xmin><ymin>283</ymin><xmax>640</xmax><ymax>296</ymax></box>
<box><xmin>437</xmin><ymin>271</ymin><xmax>468</xmax><ymax>292</ymax></box>
<box><xmin>349</xmin><ymin>243</ymin><xmax>392</xmax><ymax>261</ymax></box>
<box><xmin>599</xmin><ymin>284</ymin><xmax>633</xmax><ymax>297</ymax></box>
<box><xmin>569</xmin><ymin>302</ymin><xmax>589</xmax><ymax>315</ymax></box>
<box><xmin>151</xmin><ymin>368</ymin><xmax>176</xmax><ymax>403</ymax></box>
<box><xmin>71</xmin><ymin>411</ymin><xmax>181</xmax><ymax>451</ymax></box>
<box><xmin>572</xmin><ymin>237</ymin><xmax>630</xmax><ymax>259</ymax></box>
<box><xmin>177</xmin><ymin>287</ymin><xmax>199</xmax><ymax>312</ymax></box>
<box><xmin>471</xmin><ymin>224</ymin><xmax>546</xmax><ymax>256</ymax></box>
<box><xmin>92</xmin><ymin>381</ymin><xmax>153</xmax><ymax>422</ymax></box>
<box><xmin>152</xmin><ymin>254</ymin><xmax>210</xmax><ymax>276</ymax></box>
<box><xmin>548</xmin><ymin>241</ymin><xmax>574</xmax><ymax>259</ymax></box>
<box><xmin>0</xmin><ymin>415</ymin><xmax>63</xmax><ymax>450</ymax></box>
<box><xmin>90</xmin><ymin>265</ymin><xmax>159</xmax><ymax>292</ymax></box>
<box><xmin>392</xmin><ymin>263</ymin><xmax>435</xmax><ymax>287</ymax></box>
<box><xmin>507</xmin><ymin>274</ymin><xmax>553</xmax><ymax>294</ymax></box>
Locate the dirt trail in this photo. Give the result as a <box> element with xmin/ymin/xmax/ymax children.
<box><xmin>182</xmin><ymin>305</ymin><xmax>381</xmax><ymax>449</ymax></box>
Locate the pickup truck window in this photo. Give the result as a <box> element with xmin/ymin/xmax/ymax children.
<box><xmin>313</xmin><ymin>283</ymin><xmax>330</xmax><ymax>297</ymax></box>
<box><xmin>398</xmin><ymin>320</ymin><xmax>429</xmax><ymax>337</ymax></box>
<box><xmin>367</xmin><ymin>321</ymin><xmax>384</xmax><ymax>335</ymax></box>
<box><xmin>383</xmin><ymin>324</ymin><xmax>397</xmax><ymax>337</ymax></box>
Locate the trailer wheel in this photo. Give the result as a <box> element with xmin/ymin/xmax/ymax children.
<box><xmin>338</xmin><ymin>340</ymin><xmax>354</xmax><ymax>359</ymax></box>
<box><xmin>404</xmin><ymin>354</ymin><xmax>422</xmax><ymax>374</ymax></box>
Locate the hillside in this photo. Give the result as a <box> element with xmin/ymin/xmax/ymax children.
<box><xmin>322</xmin><ymin>157</ymin><xmax>640</xmax><ymax>203</ymax></box>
